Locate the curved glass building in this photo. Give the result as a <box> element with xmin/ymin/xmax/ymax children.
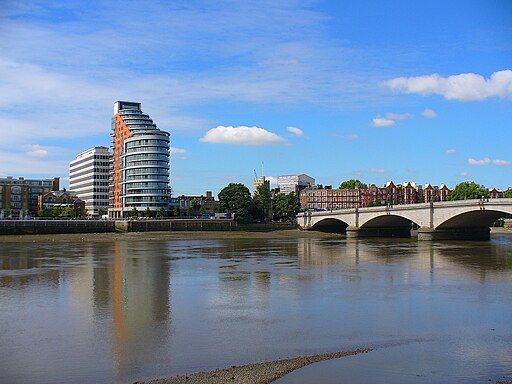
<box><xmin>110</xmin><ymin>101</ymin><xmax>170</xmax><ymax>218</ymax></box>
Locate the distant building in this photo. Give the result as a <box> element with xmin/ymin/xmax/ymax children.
<box><xmin>38</xmin><ymin>190</ymin><xmax>86</xmax><ymax>218</ymax></box>
<box><xmin>0</xmin><ymin>176</ymin><xmax>59</xmax><ymax>218</ymax></box>
<box><xmin>277</xmin><ymin>174</ymin><xmax>315</xmax><ymax>195</ymax></box>
<box><xmin>177</xmin><ymin>191</ymin><xmax>220</xmax><ymax>214</ymax></box>
<box><xmin>69</xmin><ymin>146</ymin><xmax>111</xmax><ymax>218</ymax></box>
<box><xmin>423</xmin><ymin>183</ymin><xmax>450</xmax><ymax>203</ymax></box>
<box><xmin>300</xmin><ymin>181</ymin><xmax>451</xmax><ymax>211</ymax></box>
<box><xmin>488</xmin><ymin>188</ymin><xmax>504</xmax><ymax>199</ymax></box>
<box><xmin>109</xmin><ymin>101</ymin><xmax>171</xmax><ymax>218</ymax></box>
<box><xmin>253</xmin><ymin>176</ymin><xmax>270</xmax><ymax>195</ymax></box>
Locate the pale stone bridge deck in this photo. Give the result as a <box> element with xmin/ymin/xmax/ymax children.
<box><xmin>298</xmin><ymin>198</ymin><xmax>512</xmax><ymax>240</ymax></box>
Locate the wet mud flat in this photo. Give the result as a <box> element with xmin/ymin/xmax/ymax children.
<box><xmin>135</xmin><ymin>348</ymin><xmax>371</xmax><ymax>384</ymax></box>
<box><xmin>0</xmin><ymin>229</ymin><xmax>342</xmax><ymax>243</ymax></box>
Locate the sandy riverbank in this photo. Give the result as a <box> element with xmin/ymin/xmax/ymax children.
<box><xmin>0</xmin><ymin>229</ymin><xmax>343</xmax><ymax>243</ymax></box>
<box><xmin>134</xmin><ymin>348</ymin><xmax>372</xmax><ymax>384</ymax></box>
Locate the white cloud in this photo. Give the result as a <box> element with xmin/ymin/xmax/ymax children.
<box><xmin>459</xmin><ymin>171</ymin><xmax>469</xmax><ymax>177</ymax></box>
<box><xmin>422</xmin><ymin>108</ymin><xmax>437</xmax><ymax>118</ymax></box>
<box><xmin>368</xmin><ymin>168</ymin><xmax>385</xmax><ymax>173</ymax></box>
<box><xmin>287</xmin><ymin>126</ymin><xmax>304</xmax><ymax>136</ymax></box>
<box><xmin>386</xmin><ymin>112</ymin><xmax>412</xmax><ymax>120</ymax></box>
<box><xmin>467</xmin><ymin>157</ymin><xmax>510</xmax><ymax>166</ymax></box>
<box><xmin>200</xmin><ymin>126</ymin><xmax>285</xmax><ymax>145</ymax></box>
<box><xmin>493</xmin><ymin>159</ymin><xmax>510</xmax><ymax>166</ymax></box>
<box><xmin>386</xmin><ymin>70</ymin><xmax>512</xmax><ymax>101</ymax></box>
<box><xmin>170</xmin><ymin>147</ymin><xmax>187</xmax><ymax>154</ymax></box>
<box><xmin>468</xmin><ymin>158</ymin><xmax>492</xmax><ymax>166</ymax></box>
<box><xmin>371</xmin><ymin>117</ymin><xmax>395</xmax><ymax>127</ymax></box>
<box><xmin>446</xmin><ymin>149</ymin><xmax>457</xmax><ymax>154</ymax></box>
<box><xmin>25</xmin><ymin>144</ymin><xmax>49</xmax><ymax>157</ymax></box>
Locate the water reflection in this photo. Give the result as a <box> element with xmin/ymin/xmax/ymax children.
<box><xmin>0</xmin><ymin>234</ymin><xmax>511</xmax><ymax>384</ymax></box>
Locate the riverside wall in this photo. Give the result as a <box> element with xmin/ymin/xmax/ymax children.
<box><xmin>0</xmin><ymin>220</ymin><xmax>116</xmax><ymax>235</ymax></box>
<box><xmin>0</xmin><ymin>219</ymin><xmax>236</xmax><ymax>235</ymax></box>
<box><xmin>115</xmin><ymin>219</ymin><xmax>236</xmax><ymax>232</ymax></box>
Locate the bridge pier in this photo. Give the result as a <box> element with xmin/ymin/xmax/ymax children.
<box><xmin>417</xmin><ymin>227</ymin><xmax>491</xmax><ymax>241</ymax></box>
<box><xmin>346</xmin><ymin>226</ymin><xmax>412</xmax><ymax>239</ymax></box>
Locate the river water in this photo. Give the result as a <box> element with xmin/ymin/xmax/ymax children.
<box><xmin>1</xmin><ymin>232</ymin><xmax>512</xmax><ymax>384</ymax></box>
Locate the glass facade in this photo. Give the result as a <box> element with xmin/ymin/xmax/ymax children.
<box><xmin>112</xmin><ymin>102</ymin><xmax>171</xmax><ymax>213</ymax></box>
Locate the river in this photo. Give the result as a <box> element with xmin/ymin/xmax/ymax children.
<box><xmin>1</xmin><ymin>231</ymin><xmax>512</xmax><ymax>383</ymax></box>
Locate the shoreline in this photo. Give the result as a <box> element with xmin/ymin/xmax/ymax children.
<box><xmin>0</xmin><ymin>227</ymin><xmax>510</xmax><ymax>243</ymax></box>
<box><xmin>135</xmin><ymin>348</ymin><xmax>372</xmax><ymax>384</ymax></box>
<box><xmin>0</xmin><ymin>229</ymin><xmax>342</xmax><ymax>243</ymax></box>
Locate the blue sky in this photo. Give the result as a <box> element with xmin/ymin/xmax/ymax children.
<box><xmin>0</xmin><ymin>0</ymin><xmax>511</xmax><ymax>195</ymax></box>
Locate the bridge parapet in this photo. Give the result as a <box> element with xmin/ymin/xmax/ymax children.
<box><xmin>298</xmin><ymin>198</ymin><xmax>512</xmax><ymax>240</ymax></box>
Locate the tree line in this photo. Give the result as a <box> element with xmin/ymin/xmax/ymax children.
<box><xmin>218</xmin><ymin>183</ymin><xmax>299</xmax><ymax>223</ymax></box>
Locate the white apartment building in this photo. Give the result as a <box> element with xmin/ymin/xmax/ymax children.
<box><xmin>69</xmin><ymin>146</ymin><xmax>111</xmax><ymax>217</ymax></box>
<box><xmin>277</xmin><ymin>174</ymin><xmax>315</xmax><ymax>195</ymax></box>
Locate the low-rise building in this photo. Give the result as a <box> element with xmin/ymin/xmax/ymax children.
<box><xmin>0</xmin><ymin>176</ymin><xmax>60</xmax><ymax>218</ymax></box>
<box><xmin>177</xmin><ymin>191</ymin><xmax>220</xmax><ymax>214</ymax></box>
<box><xmin>38</xmin><ymin>190</ymin><xmax>86</xmax><ymax>218</ymax></box>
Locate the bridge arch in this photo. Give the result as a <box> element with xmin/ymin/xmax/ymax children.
<box><xmin>311</xmin><ymin>218</ymin><xmax>349</xmax><ymax>233</ymax></box>
<box><xmin>360</xmin><ymin>214</ymin><xmax>420</xmax><ymax>229</ymax></box>
<box><xmin>436</xmin><ymin>209</ymin><xmax>511</xmax><ymax>229</ymax></box>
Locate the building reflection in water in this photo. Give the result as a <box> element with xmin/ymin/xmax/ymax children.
<box><xmin>60</xmin><ymin>240</ymin><xmax>171</xmax><ymax>383</ymax></box>
<box><xmin>109</xmin><ymin>241</ymin><xmax>171</xmax><ymax>382</ymax></box>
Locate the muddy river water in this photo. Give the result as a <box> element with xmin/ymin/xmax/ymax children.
<box><xmin>1</xmin><ymin>231</ymin><xmax>511</xmax><ymax>383</ymax></box>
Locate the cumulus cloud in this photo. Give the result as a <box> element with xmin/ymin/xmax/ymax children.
<box><xmin>467</xmin><ymin>157</ymin><xmax>509</xmax><ymax>166</ymax></box>
<box><xmin>468</xmin><ymin>158</ymin><xmax>492</xmax><ymax>166</ymax></box>
<box><xmin>422</xmin><ymin>108</ymin><xmax>437</xmax><ymax>118</ymax></box>
<box><xmin>24</xmin><ymin>144</ymin><xmax>49</xmax><ymax>157</ymax></box>
<box><xmin>459</xmin><ymin>171</ymin><xmax>469</xmax><ymax>177</ymax></box>
<box><xmin>386</xmin><ymin>112</ymin><xmax>412</xmax><ymax>120</ymax></box>
<box><xmin>200</xmin><ymin>126</ymin><xmax>285</xmax><ymax>145</ymax></box>
<box><xmin>371</xmin><ymin>117</ymin><xmax>395</xmax><ymax>127</ymax></box>
<box><xmin>493</xmin><ymin>159</ymin><xmax>510</xmax><ymax>166</ymax></box>
<box><xmin>287</xmin><ymin>126</ymin><xmax>304</xmax><ymax>136</ymax></box>
<box><xmin>386</xmin><ymin>70</ymin><xmax>512</xmax><ymax>101</ymax></box>
<box><xmin>368</xmin><ymin>168</ymin><xmax>385</xmax><ymax>173</ymax></box>
<box><xmin>170</xmin><ymin>147</ymin><xmax>187</xmax><ymax>154</ymax></box>
<box><xmin>446</xmin><ymin>149</ymin><xmax>457</xmax><ymax>154</ymax></box>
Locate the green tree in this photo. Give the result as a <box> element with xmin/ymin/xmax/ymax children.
<box><xmin>218</xmin><ymin>183</ymin><xmax>254</xmax><ymax>223</ymax></box>
<box><xmin>173</xmin><ymin>207</ymin><xmax>180</xmax><ymax>217</ymax></box>
<box><xmin>131</xmin><ymin>207</ymin><xmax>139</xmax><ymax>218</ymax></box>
<box><xmin>272</xmin><ymin>192</ymin><xmax>300</xmax><ymax>222</ymax></box>
<box><xmin>367</xmin><ymin>200</ymin><xmax>385</xmax><ymax>207</ymax></box>
<box><xmin>59</xmin><ymin>207</ymin><xmax>75</xmax><ymax>218</ymax></box>
<box><xmin>37</xmin><ymin>209</ymin><xmax>45</xmax><ymax>218</ymax></box>
<box><xmin>447</xmin><ymin>181</ymin><xmax>489</xmax><ymax>201</ymax></box>
<box><xmin>144</xmin><ymin>207</ymin><xmax>152</xmax><ymax>218</ymax></box>
<box><xmin>190</xmin><ymin>198</ymin><xmax>200</xmax><ymax>211</ymax></box>
<box><xmin>157</xmin><ymin>207</ymin><xmax>166</xmax><ymax>218</ymax></box>
<box><xmin>253</xmin><ymin>184</ymin><xmax>272</xmax><ymax>222</ymax></box>
<box><xmin>339</xmin><ymin>179</ymin><xmax>368</xmax><ymax>189</ymax></box>
<box><xmin>98</xmin><ymin>208</ymin><xmax>105</xmax><ymax>217</ymax></box>
<box><xmin>504</xmin><ymin>188</ymin><xmax>512</xmax><ymax>198</ymax></box>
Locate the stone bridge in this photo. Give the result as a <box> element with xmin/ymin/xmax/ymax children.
<box><xmin>298</xmin><ymin>198</ymin><xmax>512</xmax><ymax>240</ymax></box>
